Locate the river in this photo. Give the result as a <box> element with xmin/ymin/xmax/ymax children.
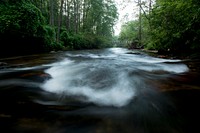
<box><xmin>0</xmin><ymin>48</ymin><xmax>199</xmax><ymax>133</ymax></box>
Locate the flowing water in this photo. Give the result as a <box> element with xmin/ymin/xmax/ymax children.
<box><xmin>0</xmin><ymin>48</ymin><xmax>199</xmax><ymax>133</ymax></box>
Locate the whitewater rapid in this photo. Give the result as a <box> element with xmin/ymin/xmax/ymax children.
<box><xmin>41</xmin><ymin>48</ymin><xmax>189</xmax><ymax>107</ymax></box>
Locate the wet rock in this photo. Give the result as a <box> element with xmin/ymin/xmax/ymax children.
<box><xmin>50</xmin><ymin>51</ymin><xmax>56</xmax><ymax>54</ymax></box>
<box><xmin>20</xmin><ymin>72</ymin><xmax>52</xmax><ymax>82</ymax></box>
<box><xmin>0</xmin><ymin>62</ymin><xmax>7</xmax><ymax>66</ymax></box>
<box><xmin>0</xmin><ymin>62</ymin><xmax>25</xmax><ymax>69</ymax></box>
<box><xmin>0</xmin><ymin>62</ymin><xmax>8</xmax><ymax>69</ymax></box>
<box><xmin>126</xmin><ymin>52</ymin><xmax>142</xmax><ymax>55</ymax></box>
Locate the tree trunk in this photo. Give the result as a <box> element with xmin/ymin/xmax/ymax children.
<box><xmin>73</xmin><ymin>0</ymin><xmax>77</xmax><ymax>33</ymax></box>
<box><xmin>66</xmin><ymin>0</ymin><xmax>71</xmax><ymax>30</ymax></box>
<box><xmin>49</xmin><ymin>0</ymin><xmax>54</xmax><ymax>26</ymax></box>
<box><xmin>138</xmin><ymin>0</ymin><xmax>142</xmax><ymax>46</ymax></box>
<box><xmin>149</xmin><ymin>0</ymin><xmax>152</xmax><ymax>13</ymax></box>
<box><xmin>57</xmin><ymin>0</ymin><xmax>64</xmax><ymax>43</ymax></box>
<box><xmin>76</xmin><ymin>0</ymin><xmax>80</xmax><ymax>33</ymax></box>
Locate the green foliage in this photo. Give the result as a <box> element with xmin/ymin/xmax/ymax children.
<box><xmin>60</xmin><ymin>29</ymin><xmax>112</xmax><ymax>50</ymax></box>
<box><xmin>0</xmin><ymin>1</ymin><xmax>45</xmax><ymax>35</ymax></box>
<box><xmin>119</xmin><ymin>0</ymin><xmax>200</xmax><ymax>55</ymax></box>
<box><xmin>119</xmin><ymin>21</ymin><xmax>139</xmax><ymax>46</ymax></box>
<box><xmin>0</xmin><ymin>0</ymin><xmax>49</xmax><ymax>55</ymax></box>
<box><xmin>147</xmin><ymin>0</ymin><xmax>200</xmax><ymax>54</ymax></box>
<box><xmin>42</xmin><ymin>25</ymin><xmax>63</xmax><ymax>51</ymax></box>
<box><xmin>82</xmin><ymin>0</ymin><xmax>118</xmax><ymax>37</ymax></box>
<box><xmin>0</xmin><ymin>0</ymin><xmax>118</xmax><ymax>57</ymax></box>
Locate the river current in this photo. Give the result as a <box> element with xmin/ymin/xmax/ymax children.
<box><xmin>0</xmin><ymin>48</ymin><xmax>199</xmax><ymax>133</ymax></box>
<box><xmin>41</xmin><ymin>48</ymin><xmax>188</xmax><ymax>107</ymax></box>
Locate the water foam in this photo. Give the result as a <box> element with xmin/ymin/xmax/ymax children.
<box><xmin>138</xmin><ymin>63</ymin><xmax>189</xmax><ymax>73</ymax></box>
<box><xmin>41</xmin><ymin>49</ymin><xmax>189</xmax><ymax>107</ymax></box>
<box><xmin>41</xmin><ymin>60</ymin><xmax>135</xmax><ymax>107</ymax></box>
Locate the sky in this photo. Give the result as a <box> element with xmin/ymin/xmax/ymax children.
<box><xmin>114</xmin><ymin>0</ymin><xmax>139</xmax><ymax>36</ymax></box>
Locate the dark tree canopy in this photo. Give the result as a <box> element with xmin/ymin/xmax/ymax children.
<box><xmin>0</xmin><ymin>0</ymin><xmax>118</xmax><ymax>57</ymax></box>
<box><xmin>0</xmin><ymin>0</ymin><xmax>50</xmax><ymax>56</ymax></box>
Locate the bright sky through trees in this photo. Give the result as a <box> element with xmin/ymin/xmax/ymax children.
<box><xmin>114</xmin><ymin>0</ymin><xmax>138</xmax><ymax>35</ymax></box>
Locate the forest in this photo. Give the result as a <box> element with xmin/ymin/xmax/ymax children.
<box><xmin>0</xmin><ymin>1</ymin><xmax>200</xmax><ymax>132</ymax></box>
<box><xmin>0</xmin><ymin>0</ymin><xmax>118</xmax><ymax>57</ymax></box>
<box><xmin>0</xmin><ymin>0</ymin><xmax>200</xmax><ymax>58</ymax></box>
<box><xmin>119</xmin><ymin>0</ymin><xmax>200</xmax><ymax>58</ymax></box>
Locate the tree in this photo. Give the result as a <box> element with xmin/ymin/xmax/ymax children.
<box><xmin>148</xmin><ymin>0</ymin><xmax>200</xmax><ymax>54</ymax></box>
<box><xmin>119</xmin><ymin>20</ymin><xmax>139</xmax><ymax>48</ymax></box>
<box><xmin>0</xmin><ymin>0</ymin><xmax>51</xmax><ymax>56</ymax></box>
<box><xmin>49</xmin><ymin>0</ymin><xmax>55</xmax><ymax>26</ymax></box>
<box><xmin>57</xmin><ymin>0</ymin><xmax>64</xmax><ymax>43</ymax></box>
<box><xmin>138</xmin><ymin>0</ymin><xmax>142</xmax><ymax>45</ymax></box>
<box><xmin>0</xmin><ymin>0</ymin><xmax>119</xmax><ymax>56</ymax></box>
